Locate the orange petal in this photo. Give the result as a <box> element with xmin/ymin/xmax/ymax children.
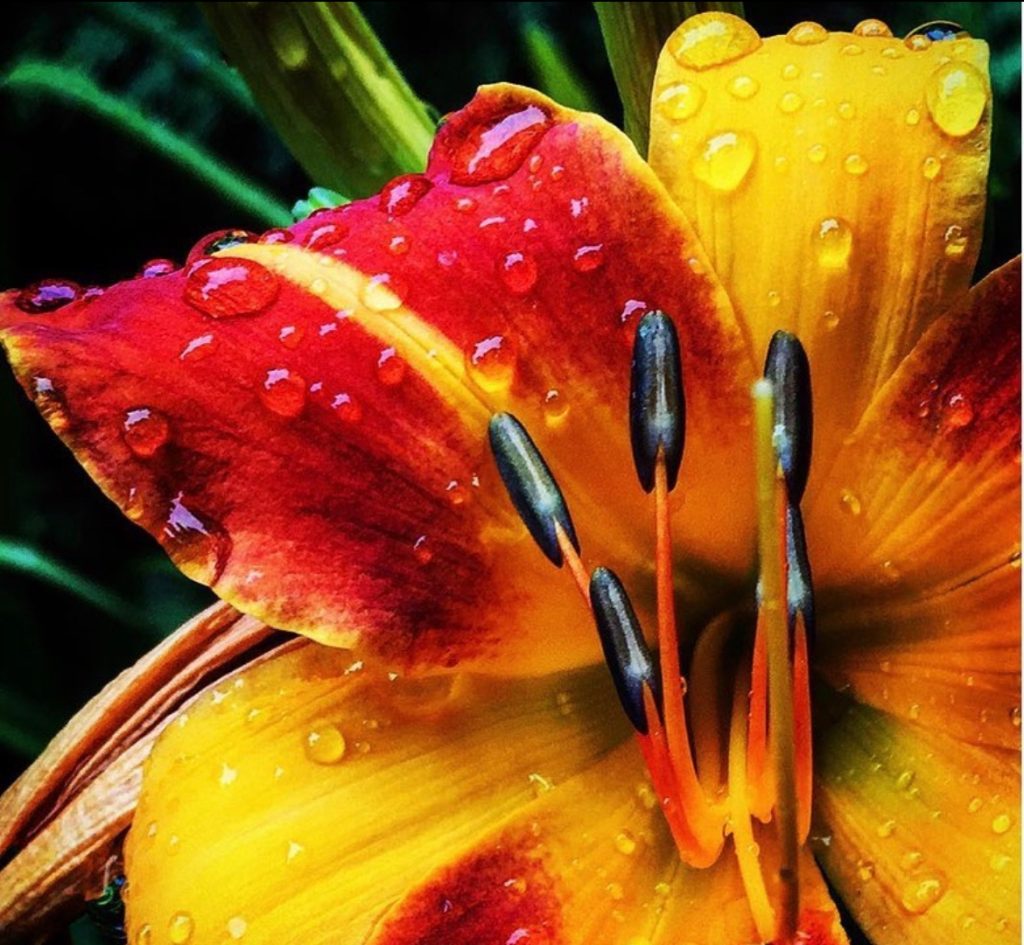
<box><xmin>649</xmin><ymin>14</ymin><xmax>992</xmax><ymax>449</ymax></box>
<box><xmin>816</xmin><ymin>698</ymin><xmax>1020</xmax><ymax>945</ymax></box>
<box><xmin>123</xmin><ymin>641</ymin><xmax>843</xmax><ymax>945</ymax></box>
<box><xmin>0</xmin><ymin>85</ymin><xmax>754</xmax><ymax>674</ymax></box>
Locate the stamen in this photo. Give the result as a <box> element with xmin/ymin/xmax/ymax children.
<box><xmin>629</xmin><ymin>312</ymin><xmax>685</xmax><ymax>493</ymax></box>
<box><xmin>488</xmin><ymin>412</ymin><xmax>579</xmax><ymax>567</ymax></box>
<box><xmin>753</xmin><ymin>378</ymin><xmax>800</xmax><ymax>942</ymax></box>
<box><xmin>588</xmin><ymin>567</ymin><xmax>660</xmax><ymax>734</ymax></box>
<box><xmin>764</xmin><ymin>331</ymin><xmax>812</xmax><ymax>504</ymax></box>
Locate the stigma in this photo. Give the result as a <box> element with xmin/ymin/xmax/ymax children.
<box><xmin>489</xmin><ymin>314</ymin><xmax>816</xmax><ymax>943</ymax></box>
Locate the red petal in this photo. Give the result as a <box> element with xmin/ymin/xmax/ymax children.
<box><xmin>1</xmin><ymin>85</ymin><xmax>753</xmax><ymax>673</ymax></box>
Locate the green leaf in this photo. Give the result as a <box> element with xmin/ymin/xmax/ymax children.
<box><xmin>202</xmin><ymin>2</ymin><xmax>435</xmax><ymax>197</ymax></box>
<box><xmin>521</xmin><ymin>19</ymin><xmax>598</xmax><ymax>112</ymax></box>
<box><xmin>2</xmin><ymin>59</ymin><xmax>291</xmax><ymax>226</ymax></box>
<box><xmin>594</xmin><ymin>2</ymin><xmax>744</xmax><ymax>151</ymax></box>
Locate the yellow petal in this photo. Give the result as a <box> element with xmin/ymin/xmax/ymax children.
<box><xmin>123</xmin><ymin>643</ymin><xmax>631</xmax><ymax>944</ymax></box>
<box><xmin>816</xmin><ymin>699</ymin><xmax>1020</xmax><ymax>945</ymax></box>
<box><xmin>649</xmin><ymin>15</ymin><xmax>992</xmax><ymax>451</ymax></box>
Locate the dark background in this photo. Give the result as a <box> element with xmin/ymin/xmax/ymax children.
<box><xmin>0</xmin><ymin>3</ymin><xmax>1019</xmax><ymax>939</ymax></box>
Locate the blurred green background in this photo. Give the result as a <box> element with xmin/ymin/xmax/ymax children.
<box><xmin>0</xmin><ymin>4</ymin><xmax>1019</xmax><ymax>938</ymax></box>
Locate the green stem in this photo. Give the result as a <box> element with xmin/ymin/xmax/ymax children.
<box><xmin>3</xmin><ymin>60</ymin><xmax>291</xmax><ymax>226</ymax></box>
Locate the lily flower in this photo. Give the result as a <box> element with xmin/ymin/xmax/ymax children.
<box><xmin>0</xmin><ymin>11</ymin><xmax>1019</xmax><ymax>945</ymax></box>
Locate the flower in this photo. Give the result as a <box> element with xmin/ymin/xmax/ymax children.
<box><xmin>0</xmin><ymin>11</ymin><xmax>1019</xmax><ymax>945</ymax></box>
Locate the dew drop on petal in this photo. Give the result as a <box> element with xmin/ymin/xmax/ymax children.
<box><xmin>467</xmin><ymin>335</ymin><xmax>517</xmax><ymax>392</ymax></box>
<box><xmin>992</xmin><ymin>813</ymin><xmax>1013</xmax><ymax>835</ymax></box>
<box><xmin>906</xmin><ymin>107</ymin><xmax>922</xmax><ymax>126</ymax></box>
<box><xmin>853</xmin><ymin>19</ymin><xmax>893</xmax><ymax>37</ymax></box>
<box><xmin>123</xmin><ymin>408</ymin><xmax>170</xmax><ymax>458</ymax></box>
<box><xmin>331</xmin><ymin>392</ymin><xmax>363</xmax><ymax>423</ymax></box>
<box><xmin>184</xmin><ymin>258</ymin><xmax>279</xmax><ymax>319</ymax></box>
<box><xmin>361</xmin><ymin>273</ymin><xmax>405</xmax><ymax>312</ymax></box>
<box><xmin>839</xmin><ymin>489</ymin><xmax>863</xmax><ymax>516</ymax></box>
<box><xmin>16</xmin><ymin>279</ymin><xmax>82</xmax><ymax>314</ymax></box>
<box><xmin>779</xmin><ymin>91</ymin><xmax>804</xmax><ymax>114</ymax></box>
<box><xmin>814</xmin><ymin>217</ymin><xmax>853</xmax><ymax>269</ymax></box>
<box><xmin>841</xmin><ymin>43</ymin><xmax>863</xmax><ymax>56</ymax></box>
<box><xmin>786</xmin><ymin>22</ymin><xmax>828</xmax><ymax>45</ymax></box>
<box><xmin>922</xmin><ymin>156</ymin><xmax>942</xmax><ymax>180</ymax></box>
<box><xmin>304</xmin><ymin>223</ymin><xmax>348</xmax><ymax>252</ymax></box>
<box><xmin>259</xmin><ymin>228</ymin><xmax>294</xmax><ymax>245</ymax></box>
<box><xmin>304</xmin><ymin>723</ymin><xmax>346</xmax><ymax>764</ymax></box>
<box><xmin>226</xmin><ymin>917</ymin><xmax>247</xmax><ymax>940</ymax></box>
<box><xmin>943</xmin><ymin>224</ymin><xmax>969</xmax><ymax>258</ymax></box>
<box><xmin>572</xmin><ymin>244</ymin><xmax>605</xmax><ymax>272</ymax></box>
<box><xmin>781</xmin><ymin>63</ymin><xmax>801</xmax><ymax>80</ymax></box>
<box><xmin>163</xmin><ymin>493</ymin><xmax>231</xmax><ymax>583</ymax></box>
<box><xmin>379</xmin><ymin>174</ymin><xmax>433</xmax><ymax>216</ymax></box>
<box><xmin>876</xmin><ymin>818</ymin><xmax>897</xmax><ymax>838</ymax></box>
<box><xmin>454</xmin><ymin>196</ymin><xmax>477</xmax><ymax>213</ymax></box>
<box><xmin>499</xmin><ymin>251</ymin><xmax>539</xmax><ymax>294</ymax></box>
<box><xmin>692</xmin><ymin>131</ymin><xmax>757</xmax><ymax>192</ymax></box>
<box><xmin>180</xmin><ymin>334</ymin><xmax>217</xmax><ymax>362</ymax></box>
<box><xmin>655</xmin><ymin>81</ymin><xmax>706</xmax><ymax>121</ymax></box>
<box><xmin>413</xmin><ymin>535</ymin><xmax>433</xmax><ymax>564</ymax></box>
<box><xmin>615</xmin><ymin>831</ymin><xmax>638</xmax><ymax>855</ymax></box>
<box><xmin>823</xmin><ymin>310</ymin><xmax>840</xmax><ymax>330</ymax></box>
<box><xmin>136</xmin><ymin>924</ymin><xmax>152</xmax><ymax>944</ymax></box>
<box><xmin>168</xmin><ymin>912</ymin><xmax>194</xmax><ymax>944</ymax></box>
<box><xmin>837</xmin><ymin>101</ymin><xmax>856</xmax><ymax>120</ymax></box>
<box><xmin>727</xmin><ymin>75</ymin><xmax>760</xmax><ymax>99</ymax></box>
<box><xmin>900</xmin><ymin>877</ymin><xmax>945</xmax><ymax>915</ymax></box>
<box><xmin>139</xmin><ymin>258</ymin><xmax>176</xmax><ymax>278</ymax></box>
<box><xmin>376</xmin><ymin>348</ymin><xmax>407</xmax><ymax>386</ymax></box>
<box><xmin>260</xmin><ymin>368</ymin><xmax>307</xmax><ymax>418</ymax></box>
<box><xmin>939</xmin><ymin>391</ymin><xmax>974</xmax><ymax>429</ymax></box>
<box><xmin>807</xmin><ymin>143</ymin><xmax>828</xmax><ymax>164</ymax></box>
<box><xmin>668</xmin><ymin>12</ymin><xmax>761</xmax><ymax>70</ymax></box>
<box><xmin>844</xmin><ymin>154</ymin><xmax>869</xmax><ymax>176</ymax></box>
<box><xmin>447</xmin><ymin>104</ymin><xmax>552</xmax><ymax>186</ymax></box>
<box><xmin>926</xmin><ymin>62</ymin><xmax>987</xmax><ymax>137</ymax></box>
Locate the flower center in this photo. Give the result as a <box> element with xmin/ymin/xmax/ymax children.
<box><xmin>489</xmin><ymin>314</ymin><xmax>816</xmax><ymax>943</ymax></box>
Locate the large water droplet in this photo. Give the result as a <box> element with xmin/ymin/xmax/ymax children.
<box><xmin>184</xmin><ymin>258</ymin><xmax>279</xmax><ymax>319</ymax></box>
<box><xmin>304</xmin><ymin>223</ymin><xmax>348</xmax><ymax>252</ymax></box>
<box><xmin>192</xmin><ymin>230</ymin><xmax>255</xmax><ymax>263</ymax></box>
<box><xmin>900</xmin><ymin>876</ymin><xmax>945</xmax><ymax>915</ymax></box>
<box><xmin>854</xmin><ymin>19</ymin><xmax>893</xmax><ymax>37</ymax></box>
<box><xmin>786</xmin><ymin>22</ymin><xmax>829</xmax><ymax>45</ymax></box>
<box><xmin>692</xmin><ymin>131</ymin><xmax>757</xmax><ymax>192</ymax></box>
<box><xmin>379</xmin><ymin>174</ymin><xmax>433</xmax><ymax>216</ymax></box>
<box><xmin>448</xmin><ymin>104</ymin><xmax>553</xmax><ymax>186</ymax></box>
<box><xmin>499</xmin><ymin>251</ymin><xmax>539</xmax><ymax>294</ymax></box>
<box><xmin>260</xmin><ymin>368</ymin><xmax>307</xmax><ymax>418</ymax></box>
<box><xmin>655</xmin><ymin>81</ymin><xmax>706</xmax><ymax>121</ymax></box>
<box><xmin>304</xmin><ymin>723</ymin><xmax>346</xmax><ymax>764</ymax></box>
<box><xmin>467</xmin><ymin>335</ymin><xmax>517</xmax><ymax>392</ymax></box>
<box><xmin>668</xmin><ymin>12</ymin><xmax>762</xmax><ymax>70</ymax></box>
<box><xmin>163</xmin><ymin>493</ymin><xmax>230</xmax><ymax>583</ymax></box>
<box><xmin>123</xmin><ymin>408</ymin><xmax>170</xmax><ymax>458</ymax></box>
<box><xmin>16</xmin><ymin>279</ymin><xmax>82</xmax><ymax>314</ymax></box>
<box><xmin>814</xmin><ymin>218</ymin><xmax>853</xmax><ymax>269</ymax></box>
<box><xmin>926</xmin><ymin>62</ymin><xmax>987</xmax><ymax>137</ymax></box>
<box><xmin>168</xmin><ymin>912</ymin><xmax>194</xmax><ymax>944</ymax></box>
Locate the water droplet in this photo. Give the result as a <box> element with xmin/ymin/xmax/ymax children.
<box><xmin>882</xmin><ymin>45</ymin><xmax>904</xmax><ymax>59</ymax></box>
<box><xmin>939</xmin><ymin>390</ymin><xmax>974</xmax><ymax>429</ymax></box>
<box><xmin>136</xmin><ymin>924</ymin><xmax>152</xmax><ymax>945</ymax></box>
<box><xmin>184</xmin><ymin>258</ymin><xmax>279</xmax><ymax>319</ymax></box>
<box><xmin>992</xmin><ymin>813</ymin><xmax>1013</xmax><ymax>834</ymax></box>
<box><xmin>856</xmin><ymin>860</ymin><xmax>875</xmax><ymax>882</ymax></box>
<box><xmin>448</xmin><ymin>104</ymin><xmax>552</xmax><ymax>186</ymax></box>
<box><xmin>139</xmin><ymin>258</ymin><xmax>176</xmax><ymax>278</ymax></box>
<box><xmin>454</xmin><ymin>196</ymin><xmax>476</xmax><ymax>214</ymax></box>
<box><xmin>728</xmin><ymin>75</ymin><xmax>759</xmax><ymax>99</ymax></box>
<box><xmin>990</xmin><ymin>853</ymin><xmax>1011</xmax><ymax>872</ymax></box>
<box><xmin>786</xmin><ymin>22</ymin><xmax>828</xmax><ymax>45</ymax></box>
<box><xmin>259</xmin><ymin>228</ymin><xmax>294</xmax><ymax>245</ymax></box>
<box><xmin>766</xmin><ymin>290</ymin><xmax>781</xmax><ymax>308</ymax></box>
<box><xmin>16</xmin><ymin>279</ymin><xmax>82</xmax><ymax>314</ymax></box>
<box><xmin>605</xmin><ymin>881</ymin><xmax>625</xmax><ymax>901</ymax></box>
<box><xmin>807</xmin><ymin>143</ymin><xmax>828</xmax><ymax>164</ymax></box>
<box><xmin>305</xmin><ymin>723</ymin><xmax>346</xmax><ymax>764</ymax></box>
<box><xmin>168</xmin><ymin>912</ymin><xmax>194</xmax><ymax>944</ymax></box>
<box><xmin>467</xmin><ymin>335</ymin><xmax>517</xmax><ymax>392</ymax></box>
<box><xmin>781</xmin><ymin>63</ymin><xmax>801</xmax><ymax>80</ymax></box>
<box><xmin>499</xmin><ymin>251</ymin><xmax>538</xmax><ymax>294</ymax></box>
<box><xmin>876</xmin><ymin>818</ymin><xmax>897</xmax><ymax>838</ymax></box>
<box><xmin>905</xmin><ymin>35</ymin><xmax>933</xmax><ymax>52</ymax></box>
<box><xmin>841</xmin><ymin>43</ymin><xmax>864</xmax><ymax>56</ymax></box>
<box><xmin>260</xmin><ymin>368</ymin><xmax>307</xmax><ymax>418</ymax></box>
<box><xmin>192</xmin><ymin>230</ymin><xmax>255</xmax><ymax>262</ymax></box>
<box><xmin>413</xmin><ymin>535</ymin><xmax>433</xmax><ymax>564</ymax></box>
<box><xmin>361</xmin><ymin>273</ymin><xmax>405</xmax><ymax>311</ymax></box>
<box><xmin>926</xmin><ymin>62</ymin><xmax>987</xmax><ymax>137</ymax></box>
<box><xmin>543</xmin><ymin>389</ymin><xmax>570</xmax><ymax>427</ymax></box>
<box><xmin>837</xmin><ymin>101</ymin><xmax>856</xmax><ymax>120</ymax></box>
<box><xmin>572</xmin><ymin>244</ymin><xmax>605</xmax><ymax>272</ymax></box>
<box><xmin>668</xmin><ymin>12</ymin><xmax>762</xmax><ymax>70</ymax></box>
<box><xmin>226</xmin><ymin>917</ymin><xmax>247</xmax><ymax>940</ymax></box>
<box><xmin>528</xmin><ymin>772</ymin><xmax>554</xmax><ymax>796</ymax></box>
<box><xmin>376</xmin><ymin>348</ymin><xmax>407</xmax><ymax>386</ymax></box>
<box><xmin>123</xmin><ymin>408</ymin><xmax>170</xmax><ymax>458</ymax></box>
<box><xmin>779</xmin><ymin>91</ymin><xmax>804</xmax><ymax>114</ymax></box>
<box><xmin>277</xmin><ymin>324</ymin><xmax>304</xmax><ymax>350</ymax></box>
<box><xmin>922</xmin><ymin>156</ymin><xmax>942</xmax><ymax>180</ymax></box>
<box><xmin>655</xmin><ymin>81</ymin><xmax>706</xmax><ymax>121</ymax></box>
<box><xmin>814</xmin><ymin>217</ymin><xmax>853</xmax><ymax>268</ymax></box>
<box><xmin>445</xmin><ymin>479</ymin><xmax>469</xmax><ymax>506</ymax></box>
<box><xmin>840</xmin><ymin>489</ymin><xmax>863</xmax><ymax>516</ymax></box>
<box><xmin>692</xmin><ymin>131</ymin><xmax>757</xmax><ymax>192</ymax></box>
<box><xmin>163</xmin><ymin>493</ymin><xmax>230</xmax><ymax>583</ymax></box>
<box><xmin>388</xmin><ymin>235</ymin><xmax>410</xmax><ymax>256</ymax></box>
<box><xmin>1010</xmin><ymin>705</ymin><xmax>1021</xmax><ymax>727</ymax></box>
<box><xmin>844</xmin><ymin>154</ymin><xmax>869</xmax><ymax>176</ymax></box>
<box><xmin>909</xmin><ymin>702</ymin><xmax>921</xmax><ymax>720</ymax></box>
<box><xmin>615</xmin><ymin>831</ymin><xmax>637</xmax><ymax>855</ymax></box>
<box><xmin>854</xmin><ymin>19</ymin><xmax>893</xmax><ymax>37</ymax></box>
<box><xmin>896</xmin><ymin>770</ymin><xmax>916</xmax><ymax>790</ymax></box>
<box><xmin>823</xmin><ymin>310</ymin><xmax>840</xmax><ymax>330</ymax></box>
<box><xmin>901</xmin><ymin>850</ymin><xmax>924</xmax><ymax>871</ymax></box>
<box><xmin>304</xmin><ymin>223</ymin><xmax>348</xmax><ymax>252</ymax></box>
<box><xmin>943</xmin><ymin>224</ymin><xmax>969</xmax><ymax>258</ymax></box>
<box><xmin>900</xmin><ymin>877</ymin><xmax>945</xmax><ymax>915</ymax></box>
<box><xmin>379</xmin><ymin>174</ymin><xmax>433</xmax><ymax>217</ymax></box>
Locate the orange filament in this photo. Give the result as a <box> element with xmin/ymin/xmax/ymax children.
<box><xmin>555</xmin><ymin>524</ymin><xmax>590</xmax><ymax>604</ymax></box>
